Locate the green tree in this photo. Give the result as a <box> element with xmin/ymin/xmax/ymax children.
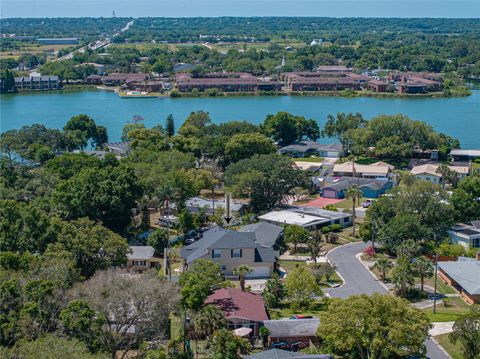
<box><xmin>322</xmin><ymin>112</ymin><xmax>366</xmax><ymax>155</ymax></box>
<box><xmin>450</xmin><ymin>305</ymin><xmax>480</xmax><ymax>359</ymax></box>
<box><xmin>46</xmin><ymin>217</ymin><xmax>129</xmax><ymax>278</ymax></box>
<box><xmin>178</xmin><ymin>208</ymin><xmax>195</xmax><ymax>234</ymax></box>
<box><xmin>436</xmin><ymin>164</ymin><xmax>459</xmax><ymax>189</ymax></box>
<box><xmin>194</xmin><ymin>305</ymin><xmax>226</xmax><ymax>339</ymax></box>
<box><xmin>317</xmin><ymin>294</ymin><xmax>431</xmax><ymax>359</ymax></box>
<box><xmin>233</xmin><ymin>265</ymin><xmax>252</xmax><ymax>291</ymax></box>
<box><xmin>284</xmin><ymin>266</ymin><xmax>321</xmax><ymax>309</ymax></box>
<box><xmin>208</xmin><ymin>329</ymin><xmax>250</xmax><ymax>359</ymax></box>
<box><xmin>63</xmin><ymin>114</ymin><xmax>100</xmax><ymax>150</ymax></box>
<box><xmin>1</xmin><ymin>69</ymin><xmax>15</xmax><ymax>93</ymax></box>
<box><xmin>225</xmin><ymin>154</ymin><xmax>305</xmax><ymax>212</ymax></box>
<box><xmin>166</xmin><ymin>114</ymin><xmax>175</xmax><ymax>137</ymax></box>
<box><xmin>178</xmin><ymin>259</ymin><xmax>224</xmax><ymax>311</ymax></box>
<box><xmin>391</xmin><ymin>258</ymin><xmax>415</xmax><ymax>297</ymax></box>
<box><xmin>307</xmin><ymin>231</ymin><xmax>324</xmax><ymax>265</ymax></box>
<box><xmin>284</xmin><ymin>225</ymin><xmax>310</xmax><ymax>254</ymax></box>
<box><xmin>262</xmin><ymin>111</ymin><xmax>319</xmax><ymax>145</ymax></box>
<box><xmin>147</xmin><ymin>228</ymin><xmax>169</xmax><ymax>256</ymax></box>
<box><xmin>121</xmin><ymin>123</ymin><xmax>145</xmax><ymax>142</ymax></box>
<box><xmin>372</xmin><ymin>258</ymin><xmax>393</xmax><ymax>282</ymax></box>
<box><xmin>262</xmin><ymin>273</ymin><xmax>285</xmax><ymax>308</ymax></box>
<box><xmin>451</xmin><ymin>175</ymin><xmax>480</xmax><ymax>221</ymax></box>
<box><xmin>345</xmin><ymin>184</ymin><xmax>361</xmax><ymax>237</ymax></box>
<box><xmin>224</xmin><ymin>133</ymin><xmax>276</xmax><ymax>165</ymax></box>
<box><xmin>413</xmin><ymin>256</ymin><xmax>434</xmax><ymax>292</ymax></box>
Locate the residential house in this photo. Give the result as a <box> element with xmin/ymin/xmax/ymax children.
<box><xmin>321</xmin><ymin>177</ymin><xmax>395</xmax><ymax>199</ymax></box>
<box><xmin>450</xmin><ymin>149</ymin><xmax>480</xmax><ymax>162</ymax></box>
<box><xmin>263</xmin><ymin>318</ymin><xmax>320</xmax><ymax>347</ymax></box>
<box><xmin>185</xmin><ymin>196</ymin><xmax>247</xmax><ymax>216</ymax></box>
<box><xmin>258</xmin><ymin>206</ymin><xmax>352</xmax><ymax>230</ymax></box>
<box><xmin>104</xmin><ymin>142</ymin><xmax>131</xmax><ymax>157</ymax></box>
<box><xmin>278</xmin><ymin>141</ymin><xmax>343</xmax><ymax>158</ymax></box>
<box><xmin>438</xmin><ymin>256</ymin><xmax>480</xmax><ymax>304</ymax></box>
<box><xmin>333</xmin><ymin>161</ymin><xmax>393</xmax><ymax>179</ymax></box>
<box><xmin>448</xmin><ymin>221</ymin><xmax>480</xmax><ymax>249</ymax></box>
<box><xmin>245</xmin><ymin>349</ymin><xmax>331</xmax><ymax>359</ymax></box>
<box><xmin>410</xmin><ymin>163</ymin><xmax>470</xmax><ymax>184</ymax></box>
<box><xmin>180</xmin><ymin>227</ymin><xmax>277</xmax><ymax>277</ymax></box>
<box><xmin>239</xmin><ymin>222</ymin><xmax>284</xmax><ymax>249</ymax></box>
<box><xmin>14</xmin><ymin>75</ymin><xmax>60</xmax><ymax>91</ymax></box>
<box><xmin>205</xmin><ymin>287</ymin><xmax>268</xmax><ymax>336</ymax></box>
<box><xmin>127</xmin><ymin>246</ymin><xmax>160</xmax><ymax>272</ymax></box>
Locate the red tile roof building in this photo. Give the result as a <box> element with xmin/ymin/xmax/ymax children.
<box><xmin>205</xmin><ymin>287</ymin><xmax>268</xmax><ymax>336</ymax></box>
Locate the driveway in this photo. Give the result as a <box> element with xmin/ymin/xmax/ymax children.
<box><xmin>325</xmin><ymin>241</ymin><xmax>450</xmax><ymax>359</ymax></box>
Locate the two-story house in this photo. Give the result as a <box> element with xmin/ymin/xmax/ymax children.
<box><xmin>180</xmin><ymin>227</ymin><xmax>278</xmax><ymax>278</ymax></box>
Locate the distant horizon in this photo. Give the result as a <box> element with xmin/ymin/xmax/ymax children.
<box><xmin>1</xmin><ymin>1</ymin><xmax>479</xmax><ymax>19</ymax></box>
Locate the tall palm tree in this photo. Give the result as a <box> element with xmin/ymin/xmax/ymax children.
<box><xmin>372</xmin><ymin>258</ymin><xmax>394</xmax><ymax>282</ymax></box>
<box><xmin>233</xmin><ymin>265</ymin><xmax>253</xmax><ymax>291</ymax></box>
<box><xmin>194</xmin><ymin>305</ymin><xmax>226</xmax><ymax>339</ymax></box>
<box><xmin>157</xmin><ymin>184</ymin><xmax>173</xmax><ymax>218</ymax></box>
<box><xmin>413</xmin><ymin>256</ymin><xmax>434</xmax><ymax>292</ymax></box>
<box><xmin>392</xmin><ymin>259</ymin><xmax>415</xmax><ymax>297</ymax></box>
<box><xmin>345</xmin><ymin>185</ymin><xmax>362</xmax><ymax>237</ymax></box>
<box><xmin>436</xmin><ymin>164</ymin><xmax>459</xmax><ymax>189</ymax></box>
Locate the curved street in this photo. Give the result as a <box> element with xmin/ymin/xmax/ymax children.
<box><xmin>325</xmin><ymin>241</ymin><xmax>450</xmax><ymax>359</ymax></box>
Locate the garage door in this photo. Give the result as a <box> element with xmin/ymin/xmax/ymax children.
<box><xmin>247</xmin><ymin>266</ymin><xmax>270</xmax><ymax>278</ymax></box>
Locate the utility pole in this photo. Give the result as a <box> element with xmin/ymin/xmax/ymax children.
<box><xmin>223</xmin><ymin>192</ymin><xmax>232</xmax><ymax>225</ymax></box>
<box><xmin>433</xmin><ymin>252</ymin><xmax>438</xmax><ymax>314</ymax></box>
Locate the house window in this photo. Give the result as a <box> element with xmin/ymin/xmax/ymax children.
<box><xmin>133</xmin><ymin>260</ymin><xmax>146</xmax><ymax>266</ymax></box>
<box><xmin>334</xmin><ymin>219</ymin><xmax>340</xmax><ymax>225</ymax></box>
<box><xmin>231</xmin><ymin>249</ymin><xmax>242</xmax><ymax>258</ymax></box>
<box><xmin>221</xmin><ymin>265</ymin><xmax>227</xmax><ymax>271</ymax></box>
<box><xmin>212</xmin><ymin>249</ymin><xmax>221</xmax><ymax>258</ymax></box>
<box><xmin>343</xmin><ymin>217</ymin><xmax>349</xmax><ymax>223</ymax></box>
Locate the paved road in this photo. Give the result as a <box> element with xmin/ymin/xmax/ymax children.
<box><xmin>325</xmin><ymin>241</ymin><xmax>450</xmax><ymax>359</ymax></box>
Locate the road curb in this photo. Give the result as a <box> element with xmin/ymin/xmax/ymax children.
<box><xmin>430</xmin><ymin>336</ymin><xmax>453</xmax><ymax>359</ymax></box>
<box><xmin>325</xmin><ymin>241</ymin><xmax>365</xmax><ymax>290</ymax></box>
<box><xmin>355</xmin><ymin>252</ymin><xmax>391</xmax><ymax>293</ymax></box>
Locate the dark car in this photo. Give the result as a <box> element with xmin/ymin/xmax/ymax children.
<box><xmin>290</xmin><ymin>341</ymin><xmax>308</xmax><ymax>351</ymax></box>
<box><xmin>271</xmin><ymin>341</ymin><xmax>289</xmax><ymax>350</ymax></box>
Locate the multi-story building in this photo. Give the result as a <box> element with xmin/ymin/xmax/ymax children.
<box><xmin>14</xmin><ymin>75</ymin><xmax>60</xmax><ymax>91</ymax></box>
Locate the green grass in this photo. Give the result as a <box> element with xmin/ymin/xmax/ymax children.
<box><xmin>277</xmin><ymin>260</ymin><xmax>342</xmax><ymax>287</ymax></box>
<box><xmin>422</xmin><ymin>297</ymin><xmax>470</xmax><ymax>322</ymax></box>
<box><xmin>435</xmin><ymin>333</ymin><xmax>465</xmax><ymax>359</ymax></box>
<box><xmin>170</xmin><ymin>313</ymin><xmax>183</xmax><ymax>340</ymax></box>
<box><xmin>268</xmin><ymin>301</ymin><xmax>327</xmax><ymax>320</ymax></box>
<box><xmin>293</xmin><ymin>157</ymin><xmax>325</xmax><ymax>163</ymax></box>
<box><xmin>333</xmin><ymin>197</ymin><xmax>368</xmax><ymax>210</ymax></box>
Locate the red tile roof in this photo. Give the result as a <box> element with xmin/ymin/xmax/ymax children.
<box><xmin>205</xmin><ymin>288</ymin><xmax>268</xmax><ymax>322</ymax></box>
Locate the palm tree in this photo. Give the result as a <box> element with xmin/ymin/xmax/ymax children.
<box><xmin>157</xmin><ymin>184</ymin><xmax>173</xmax><ymax>218</ymax></box>
<box><xmin>413</xmin><ymin>256</ymin><xmax>434</xmax><ymax>292</ymax></box>
<box><xmin>325</xmin><ymin>231</ymin><xmax>339</xmax><ymax>244</ymax></box>
<box><xmin>194</xmin><ymin>305</ymin><xmax>226</xmax><ymax>339</ymax></box>
<box><xmin>233</xmin><ymin>265</ymin><xmax>253</xmax><ymax>291</ymax></box>
<box><xmin>436</xmin><ymin>164</ymin><xmax>459</xmax><ymax>189</ymax></box>
<box><xmin>308</xmin><ymin>231</ymin><xmax>325</xmax><ymax>265</ymax></box>
<box><xmin>391</xmin><ymin>259</ymin><xmax>415</xmax><ymax>297</ymax></box>
<box><xmin>372</xmin><ymin>258</ymin><xmax>394</xmax><ymax>282</ymax></box>
<box><xmin>345</xmin><ymin>185</ymin><xmax>362</xmax><ymax>237</ymax></box>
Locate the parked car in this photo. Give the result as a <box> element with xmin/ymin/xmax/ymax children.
<box><xmin>290</xmin><ymin>341</ymin><xmax>308</xmax><ymax>351</ymax></box>
<box><xmin>271</xmin><ymin>341</ymin><xmax>289</xmax><ymax>350</ymax></box>
<box><xmin>289</xmin><ymin>315</ymin><xmax>313</xmax><ymax>319</ymax></box>
<box><xmin>362</xmin><ymin>200</ymin><xmax>372</xmax><ymax>208</ymax></box>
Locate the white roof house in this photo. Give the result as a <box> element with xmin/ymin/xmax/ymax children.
<box><xmin>410</xmin><ymin>164</ymin><xmax>470</xmax><ymax>184</ymax></box>
<box><xmin>333</xmin><ymin>161</ymin><xmax>392</xmax><ymax>178</ymax></box>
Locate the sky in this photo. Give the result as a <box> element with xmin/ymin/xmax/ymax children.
<box><xmin>1</xmin><ymin>0</ymin><xmax>479</xmax><ymax>18</ymax></box>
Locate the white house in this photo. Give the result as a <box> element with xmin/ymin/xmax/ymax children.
<box><xmin>448</xmin><ymin>221</ymin><xmax>480</xmax><ymax>249</ymax></box>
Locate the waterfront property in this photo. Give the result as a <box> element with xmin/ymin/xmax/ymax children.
<box><xmin>278</xmin><ymin>140</ymin><xmax>342</xmax><ymax>158</ymax></box>
<box><xmin>180</xmin><ymin>226</ymin><xmax>278</xmax><ymax>277</ymax></box>
<box><xmin>438</xmin><ymin>256</ymin><xmax>480</xmax><ymax>304</ymax></box>
<box><xmin>205</xmin><ymin>287</ymin><xmax>268</xmax><ymax>336</ymax></box>
<box><xmin>258</xmin><ymin>206</ymin><xmax>352</xmax><ymax>230</ymax></box>
<box><xmin>448</xmin><ymin>221</ymin><xmax>480</xmax><ymax>249</ymax></box>
<box><xmin>14</xmin><ymin>74</ymin><xmax>60</xmax><ymax>91</ymax></box>
<box><xmin>410</xmin><ymin>163</ymin><xmax>470</xmax><ymax>184</ymax></box>
<box><xmin>283</xmin><ymin>71</ymin><xmax>367</xmax><ymax>92</ymax></box>
<box><xmin>450</xmin><ymin>149</ymin><xmax>480</xmax><ymax>162</ymax></box>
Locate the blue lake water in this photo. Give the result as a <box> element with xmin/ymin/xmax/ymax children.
<box><xmin>1</xmin><ymin>89</ymin><xmax>479</xmax><ymax>148</ymax></box>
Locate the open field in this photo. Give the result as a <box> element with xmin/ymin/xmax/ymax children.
<box><xmin>0</xmin><ymin>44</ymin><xmax>74</xmax><ymax>59</ymax></box>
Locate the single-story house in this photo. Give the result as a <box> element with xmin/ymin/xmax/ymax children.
<box><xmin>258</xmin><ymin>206</ymin><xmax>351</xmax><ymax>230</ymax></box>
<box><xmin>279</xmin><ymin>141</ymin><xmax>343</xmax><ymax>158</ymax></box>
<box><xmin>410</xmin><ymin>163</ymin><xmax>470</xmax><ymax>184</ymax></box>
<box><xmin>438</xmin><ymin>257</ymin><xmax>480</xmax><ymax>304</ymax></box>
<box><xmin>245</xmin><ymin>349</ymin><xmax>331</xmax><ymax>359</ymax></box>
<box><xmin>450</xmin><ymin>149</ymin><xmax>480</xmax><ymax>162</ymax></box>
<box><xmin>448</xmin><ymin>221</ymin><xmax>480</xmax><ymax>249</ymax></box>
<box><xmin>127</xmin><ymin>246</ymin><xmax>160</xmax><ymax>272</ymax></box>
<box><xmin>239</xmin><ymin>222</ymin><xmax>284</xmax><ymax>249</ymax></box>
<box><xmin>185</xmin><ymin>196</ymin><xmax>247</xmax><ymax>216</ymax></box>
<box><xmin>263</xmin><ymin>318</ymin><xmax>320</xmax><ymax>347</ymax></box>
<box><xmin>205</xmin><ymin>287</ymin><xmax>268</xmax><ymax>336</ymax></box>
<box><xmin>321</xmin><ymin>177</ymin><xmax>394</xmax><ymax>199</ymax></box>
<box><xmin>333</xmin><ymin>161</ymin><xmax>393</xmax><ymax>179</ymax></box>
<box><xmin>104</xmin><ymin>141</ymin><xmax>131</xmax><ymax>157</ymax></box>
<box><xmin>180</xmin><ymin>227</ymin><xmax>278</xmax><ymax>278</ymax></box>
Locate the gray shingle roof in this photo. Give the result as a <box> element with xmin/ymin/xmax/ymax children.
<box><xmin>438</xmin><ymin>261</ymin><xmax>480</xmax><ymax>295</ymax></box>
<box><xmin>127</xmin><ymin>246</ymin><xmax>155</xmax><ymax>260</ymax></box>
<box><xmin>263</xmin><ymin>318</ymin><xmax>320</xmax><ymax>338</ymax></box>
<box><xmin>279</xmin><ymin>141</ymin><xmax>342</xmax><ymax>155</ymax></box>
<box><xmin>322</xmin><ymin>177</ymin><xmax>393</xmax><ymax>192</ymax></box>
<box><xmin>180</xmin><ymin>227</ymin><xmax>276</xmax><ymax>264</ymax></box>
<box><xmin>239</xmin><ymin>222</ymin><xmax>284</xmax><ymax>248</ymax></box>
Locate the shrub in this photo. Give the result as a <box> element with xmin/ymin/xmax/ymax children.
<box><xmin>330</xmin><ymin>224</ymin><xmax>342</xmax><ymax>232</ymax></box>
<box><xmin>321</xmin><ymin>226</ymin><xmax>331</xmax><ymax>234</ymax></box>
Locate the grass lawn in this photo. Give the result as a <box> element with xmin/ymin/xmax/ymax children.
<box><xmin>333</xmin><ymin>197</ymin><xmax>368</xmax><ymax>210</ymax></box>
<box><xmin>268</xmin><ymin>301</ymin><xmax>327</xmax><ymax>320</ymax></box>
<box><xmin>293</xmin><ymin>157</ymin><xmax>325</xmax><ymax>163</ymax></box>
<box><xmin>277</xmin><ymin>260</ymin><xmax>342</xmax><ymax>288</ymax></box>
<box><xmin>422</xmin><ymin>296</ymin><xmax>470</xmax><ymax>322</ymax></box>
<box><xmin>435</xmin><ymin>333</ymin><xmax>464</xmax><ymax>359</ymax></box>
